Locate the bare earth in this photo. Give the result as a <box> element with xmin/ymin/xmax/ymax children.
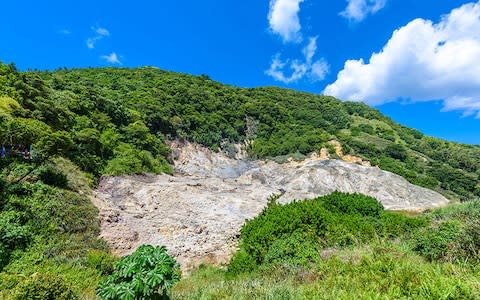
<box><xmin>91</xmin><ymin>141</ymin><xmax>449</xmax><ymax>272</ymax></box>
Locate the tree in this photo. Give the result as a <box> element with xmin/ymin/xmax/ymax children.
<box><xmin>384</xmin><ymin>143</ymin><xmax>408</xmax><ymax>161</ymax></box>
<box><xmin>97</xmin><ymin>245</ymin><xmax>181</xmax><ymax>300</ymax></box>
<box><xmin>35</xmin><ymin>131</ymin><xmax>73</xmax><ymax>159</ymax></box>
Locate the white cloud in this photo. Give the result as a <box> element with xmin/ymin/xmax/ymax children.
<box><xmin>310</xmin><ymin>59</ymin><xmax>329</xmax><ymax>81</ymax></box>
<box><xmin>266</xmin><ymin>36</ymin><xmax>329</xmax><ymax>83</ymax></box>
<box><xmin>324</xmin><ymin>1</ymin><xmax>480</xmax><ymax>117</ymax></box>
<box><xmin>266</xmin><ymin>55</ymin><xmax>306</xmax><ymax>83</ymax></box>
<box><xmin>58</xmin><ymin>29</ymin><xmax>71</xmax><ymax>35</ymax></box>
<box><xmin>86</xmin><ymin>37</ymin><xmax>97</xmax><ymax>49</ymax></box>
<box><xmin>101</xmin><ymin>52</ymin><xmax>122</xmax><ymax>65</ymax></box>
<box><xmin>340</xmin><ymin>0</ymin><xmax>386</xmax><ymax>22</ymax></box>
<box><xmin>94</xmin><ymin>27</ymin><xmax>110</xmax><ymax>36</ymax></box>
<box><xmin>268</xmin><ymin>0</ymin><xmax>304</xmax><ymax>43</ymax></box>
<box><xmin>303</xmin><ymin>36</ymin><xmax>317</xmax><ymax>64</ymax></box>
<box><xmin>86</xmin><ymin>26</ymin><xmax>110</xmax><ymax>49</ymax></box>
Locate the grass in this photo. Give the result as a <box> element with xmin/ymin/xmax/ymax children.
<box><xmin>0</xmin><ymin>262</ymin><xmax>102</xmax><ymax>299</ymax></box>
<box><xmin>172</xmin><ymin>242</ymin><xmax>480</xmax><ymax>300</ymax></box>
<box><xmin>171</xmin><ymin>199</ymin><xmax>480</xmax><ymax>300</ymax></box>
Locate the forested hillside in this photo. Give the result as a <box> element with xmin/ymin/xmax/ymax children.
<box><xmin>1</xmin><ymin>61</ymin><xmax>480</xmax><ymax>298</ymax></box>
<box><xmin>1</xmin><ymin>62</ymin><xmax>479</xmax><ymax>199</ymax></box>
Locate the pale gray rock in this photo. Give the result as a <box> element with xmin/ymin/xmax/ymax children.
<box><xmin>92</xmin><ymin>141</ymin><xmax>448</xmax><ymax>273</ymax></box>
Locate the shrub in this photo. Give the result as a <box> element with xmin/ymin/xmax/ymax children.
<box><xmin>97</xmin><ymin>245</ymin><xmax>181</xmax><ymax>300</ymax></box>
<box><xmin>0</xmin><ymin>211</ymin><xmax>31</xmax><ymax>270</ymax></box>
<box><xmin>263</xmin><ymin>231</ymin><xmax>320</xmax><ymax>267</ymax></box>
<box><xmin>86</xmin><ymin>250</ymin><xmax>118</xmax><ymax>275</ymax></box>
<box><xmin>321</xmin><ymin>192</ymin><xmax>384</xmax><ymax>217</ymax></box>
<box><xmin>415</xmin><ymin>201</ymin><xmax>480</xmax><ymax>263</ymax></box>
<box><xmin>227</xmin><ymin>248</ymin><xmax>257</xmax><ymax>275</ymax></box>
<box><xmin>323</xmin><ymin>214</ymin><xmax>378</xmax><ymax>246</ymax></box>
<box><xmin>229</xmin><ymin>192</ymin><xmax>423</xmax><ymax>275</ymax></box>
<box><xmin>0</xmin><ymin>178</ymin><xmax>6</xmax><ymax>204</ymax></box>
<box><xmin>413</xmin><ymin>220</ymin><xmax>462</xmax><ymax>262</ymax></box>
<box><xmin>13</xmin><ymin>272</ymin><xmax>76</xmax><ymax>300</ymax></box>
<box><xmin>237</xmin><ymin>197</ymin><xmax>330</xmax><ymax>266</ymax></box>
<box><xmin>379</xmin><ymin>212</ymin><xmax>429</xmax><ymax>238</ymax></box>
<box><xmin>0</xmin><ymin>96</ymin><xmax>20</xmax><ymax>114</ymax></box>
<box><xmin>358</xmin><ymin>124</ymin><xmax>374</xmax><ymax>134</ymax></box>
<box><xmin>38</xmin><ymin>165</ymin><xmax>69</xmax><ymax>189</ymax></box>
<box><xmin>384</xmin><ymin>144</ymin><xmax>408</xmax><ymax>161</ymax></box>
<box><xmin>35</xmin><ymin>131</ymin><xmax>73</xmax><ymax>159</ymax></box>
<box><xmin>461</xmin><ymin>218</ymin><xmax>480</xmax><ymax>262</ymax></box>
<box><xmin>103</xmin><ymin>143</ymin><xmax>172</xmax><ymax>176</ymax></box>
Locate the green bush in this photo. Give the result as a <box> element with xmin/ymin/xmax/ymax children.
<box><xmin>0</xmin><ymin>178</ymin><xmax>6</xmax><ymax>201</ymax></box>
<box><xmin>0</xmin><ymin>211</ymin><xmax>31</xmax><ymax>269</ymax></box>
<box><xmin>174</xmin><ymin>243</ymin><xmax>480</xmax><ymax>299</ymax></box>
<box><xmin>321</xmin><ymin>192</ymin><xmax>384</xmax><ymax>217</ymax></box>
<box><xmin>263</xmin><ymin>231</ymin><xmax>320</xmax><ymax>267</ymax></box>
<box><xmin>38</xmin><ymin>165</ymin><xmax>69</xmax><ymax>189</ymax></box>
<box><xmin>13</xmin><ymin>272</ymin><xmax>77</xmax><ymax>300</ymax></box>
<box><xmin>97</xmin><ymin>245</ymin><xmax>181</xmax><ymax>300</ymax></box>
<box><xmin>86</xmin><ymin>250</ymin><xmax>118</xmax><ymax>275</ymax></box>
<box><xmin>379</xmin><ymin>212</ymin><xmax>429</xmax><ymax>238</ymax></box>
<box><xmin>384</xmin><ymin>144</ymin><xmax>408</xmax><ymax>161</ymax></box>
<box><xmin>414</xmin><ymin>201</ymin><xmax>480</xmax><ymax>263</ymax></box>
<box><xmin>358</xmin><ymin>123</ymin><xmax>374</xmax><ymax>134</ymax></box>
<box><xmin>413</xmin><ymin>220</ymin><xmax>463</xmax><ymax>262</ymax></box>
<box><xmin>323</xmin><ymin>214</ymin><xmax>378</xmax><ymax>247</ymax></box>
<box><xmin>103</xmin><ymin>143</ymin><xmax>172</xmax><ymax>176</ymax></box>
<box><xmin>461</xmin><ymin>218</ymin><xmax>480</xmax><ymax>260</ymax></box>
<box><xmin>227</xmin><ymin>248</ymin><xmax>257</xmax><ymax>275</ymax></box>
<box><xmin>237</xmin><ymin>197</ymin><xmax>330</xmax><ymax>267</ymax></box>
<box><xmin>229</xmin><ymin>192</ymin><xmax>424</xmax><ymax>275</ymax></box>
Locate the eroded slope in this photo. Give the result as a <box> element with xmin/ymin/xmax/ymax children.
<box><xmin>92</xmin><ymin>141</ymin><xmax>448</xmax><ymax>272</ymax></box>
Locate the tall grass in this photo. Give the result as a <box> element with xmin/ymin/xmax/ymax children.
<box><xmin>172</xmin><ymin>243</ymin><xmax>480</xmax><ymax>300</ymax></box>
<box><xmin>172</xmin><ymin>199</ymin><xmax>480</xmax><ymax>300</ymax></box>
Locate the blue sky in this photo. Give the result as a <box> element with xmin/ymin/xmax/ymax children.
<box><xmin>1</xmin><ymin>0</ymin><xmax>480</xmax><ymax>144</ymax></box>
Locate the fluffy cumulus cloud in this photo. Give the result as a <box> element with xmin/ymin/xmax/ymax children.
<box><xmin>266</xmin><ymin>37</ymin><xmax>329</xmax><ymax>83</ymax></box>
<box><xmin>340</xmin><ymin>0</ymin><xmax>386</xmax><ymax>22</ymax></box>
<box><xmin>324</xmin><ymin>1</ymin><xmax>480</xmax><ymax>117</ymax></box>
<box><xmin>268</xmin><ymin>0</ymin><xmax>304</xmax><ymax>43</ymax></box>
<box><xmin>87</xmin><ymin>26</ymin><xmax>110</xmax><ymax>49</ymax></box>
<box><xmin>101</xmin><ymin>52</ymin><xmax>122</xmax><ymax>65</ymax></box>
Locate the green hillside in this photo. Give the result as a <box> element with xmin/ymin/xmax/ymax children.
<box><xmin>2</xmin><ymin>62</ymin><xmax>479</xmax><ymax>199</ymax></box>
<box><xmin>1</xmin><ymin>61</ymin><xmax>480</xmax><ymax>298</ymax></box>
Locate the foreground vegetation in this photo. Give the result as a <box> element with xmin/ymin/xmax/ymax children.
<box><xmin>0</xmin><ymin>157</ymin><xmax>114</xmax><ymax>298</ymax></box>
<box><xmin>173</xmin><ymin>195</ymin><xmax>480</xmax><ymax>300</ymax></box>
<box><xmin>174</xmin><ymin>247</ymin><xmax>480</xmax><ymax>299</ymax></box>
<box><xmin>1</xmin><ymin>60</ymin><xmax>480</xmax><ymax>298</ymax></box>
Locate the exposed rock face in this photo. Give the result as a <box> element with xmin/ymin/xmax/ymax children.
<box><xmin>92</xmin><ymin>141</ymin><xmax>448</xmax><ymax>272</ymax></box>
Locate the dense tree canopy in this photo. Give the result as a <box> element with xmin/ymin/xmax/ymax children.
<box><xmin>1</xmin><ymin>62</ymin><xmax>479</xmax><ymax>199</ymax></box>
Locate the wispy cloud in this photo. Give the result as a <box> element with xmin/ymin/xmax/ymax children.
<box><xmin>340</xmin><ymin>0</ymin><xmax>386</xmax><ymax>22</ymax></box>
<box><xmin>94</xmin><ymin>27</ymin><xmax>110</xmax><ymax>37</ymax></box>
<box><xmin>268</xmin><ymin>0</ymin><xmax>304</xmax><ymax>43</ymax></box>
<box><xmin>303</xmin><ymin>35</ymin><xmax>317</xmax><ymax>64</ymax></box>
<box><xmin>86</xmin><ymin>38</ymin><xmax>96</xmax><ymax>49</ymax></box>
<box><xmin>86</xmin><ymin>26</ymin><xmax>110</xmax><ymax>49</ymax></box>
<box><xmin>266</xmin><ymin>36</ymin><xmax>329</xmax><ymax>83</ymax></box>
<box><xmin>101</xmin><ymin>52</ymin><xmax>122</xmax><ymax>65</ymax></box>
<box><xmin>310</xmin><ymin>59</ymin><xmax>330</xmax><ymax>82</ymax></box>
<box><xmin>58</xmin><ymin>29</ymin><xmax>71</xmax><ymax>35</ymax></box>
